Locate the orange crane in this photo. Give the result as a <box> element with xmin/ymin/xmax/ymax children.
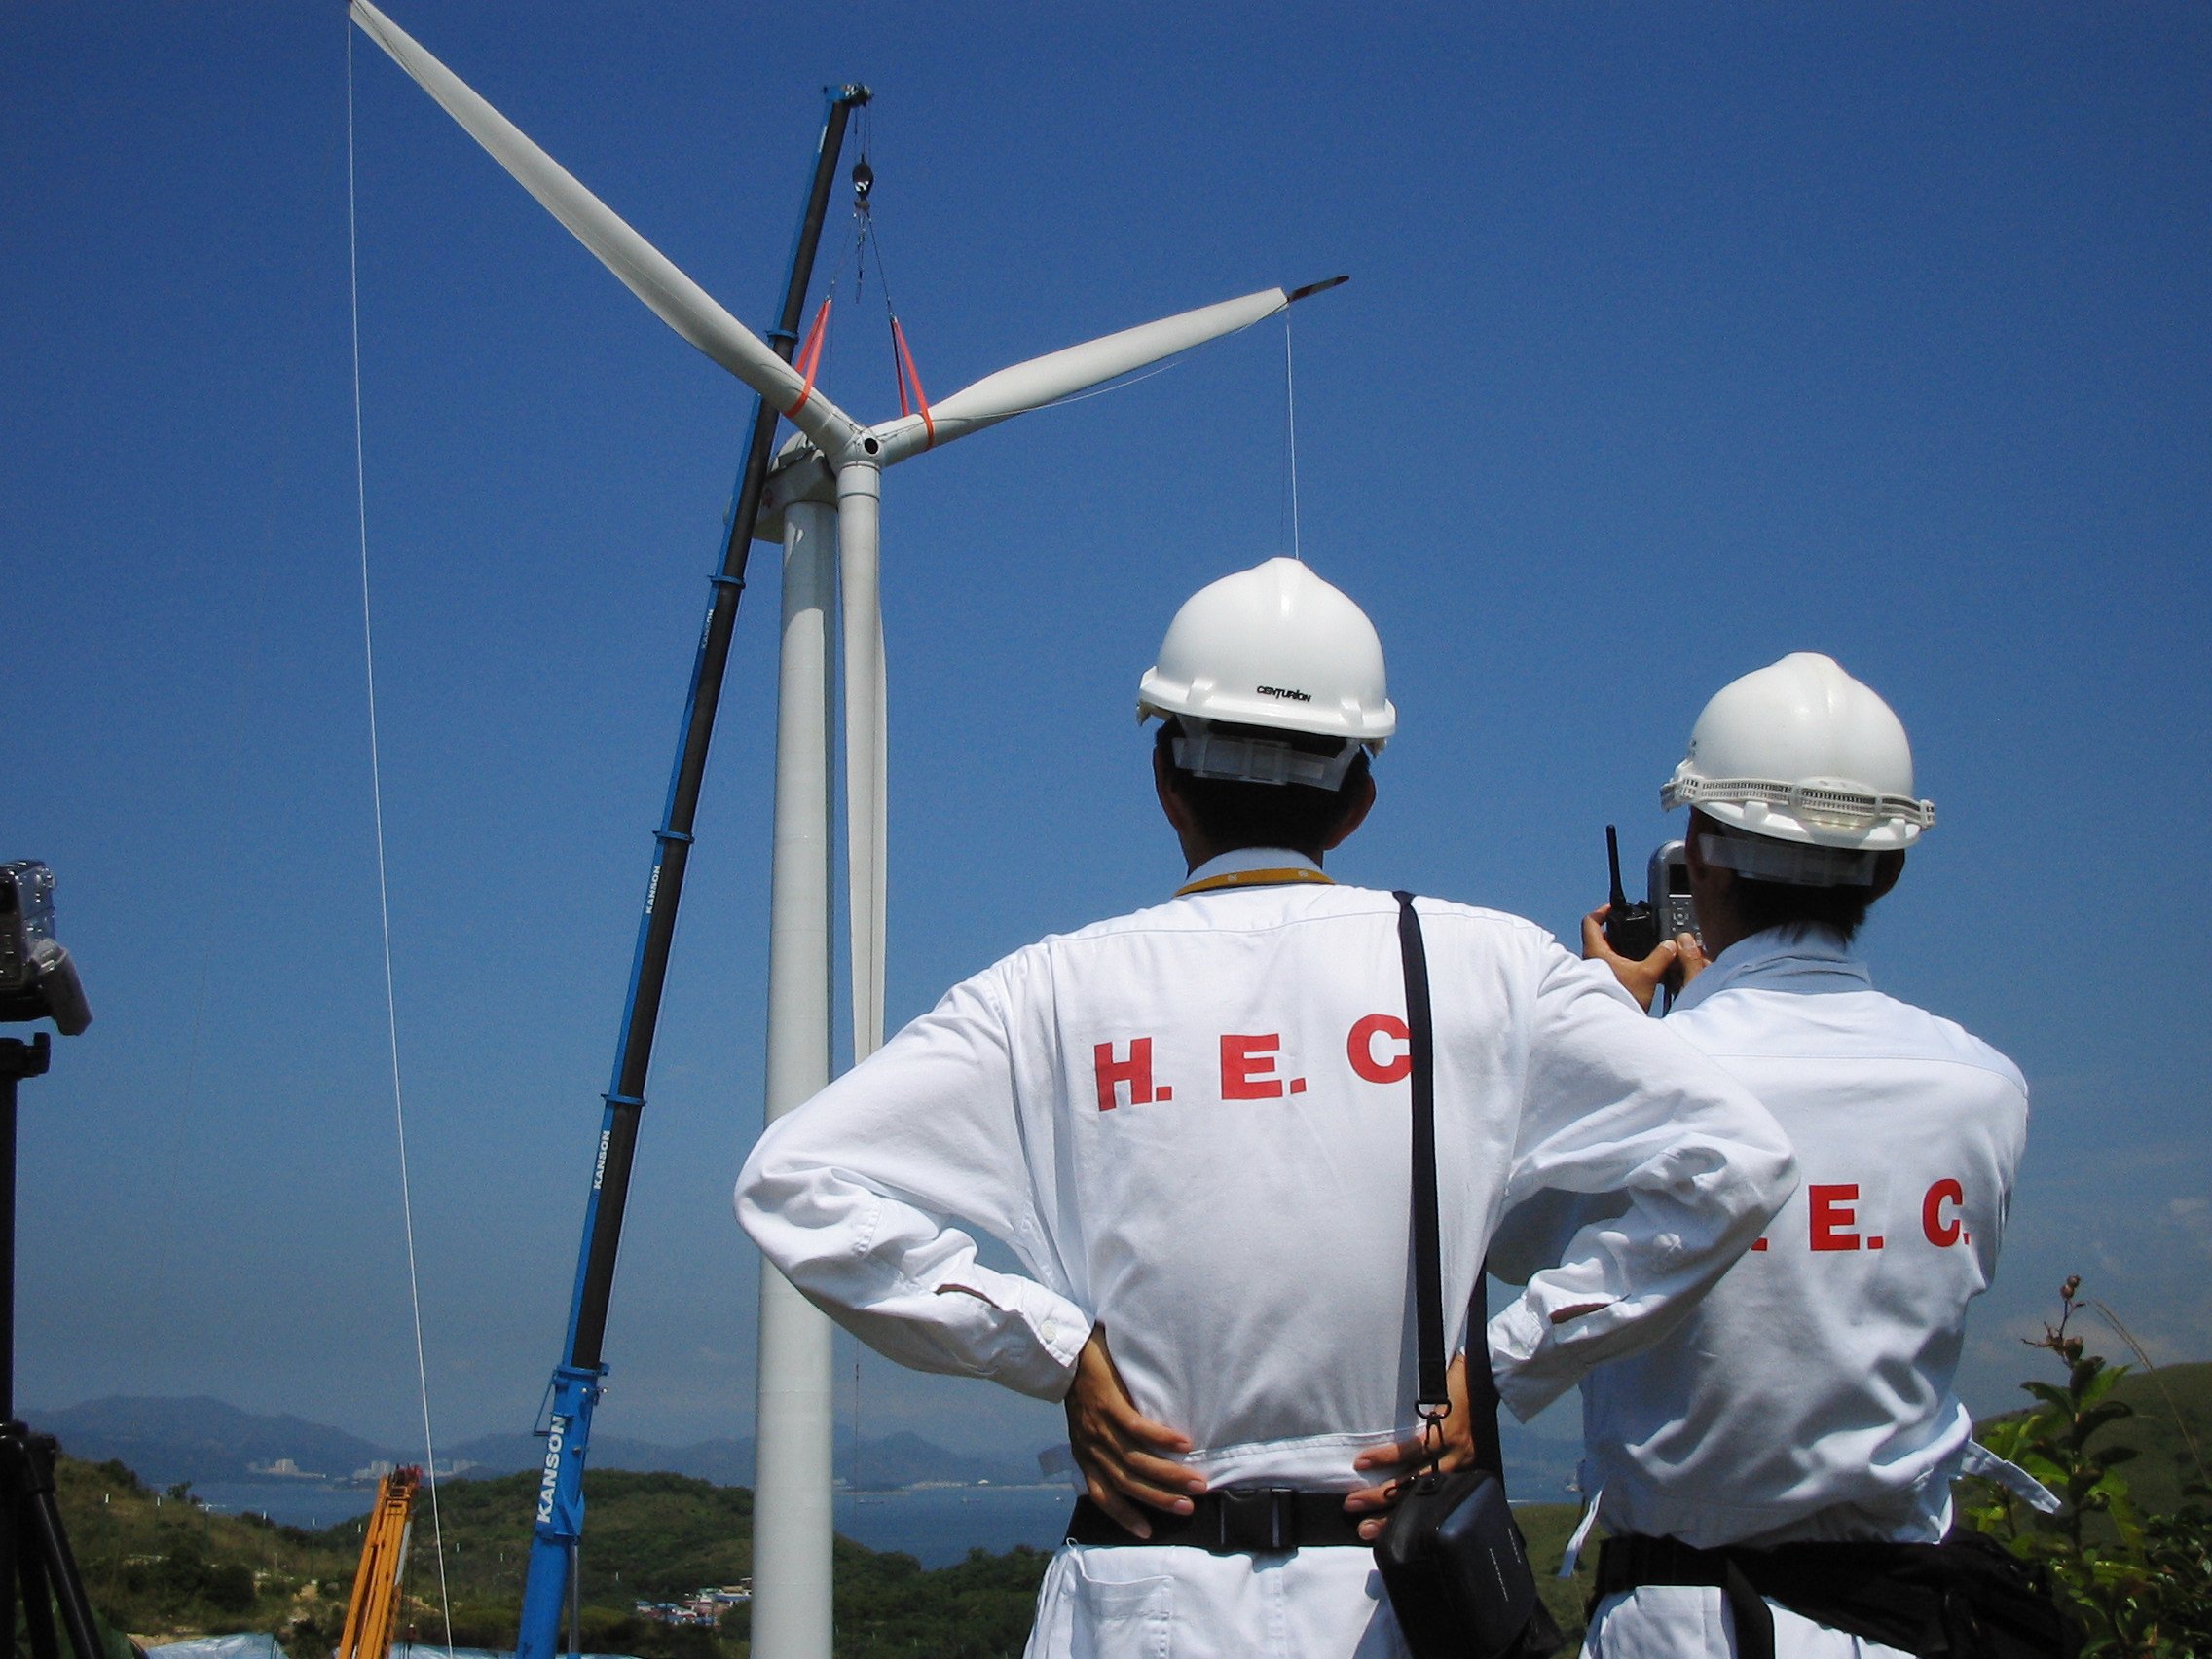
<box><xmin>337</xmin><ymin>1466</ymin><xmax>421</xmax><ymax>1659</ymax></box>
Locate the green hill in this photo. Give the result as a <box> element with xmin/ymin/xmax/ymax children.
<box><xmin>1976</xmin><ymin>1358</ymin><xmax>2211</xmax><ymax>1518</ymax></box>
<box><xmin>59</xmin><ymin>1362</ymin><xmax>2204</xmax><ymax>1659</ymax></box>
<box><xmin>55</xmin><ymin>1454</ymin><xmax>355</xmax><ymax>1651</ymax></box>
<box><xmin>54</xmin><ymin>1454</ymin><xmax>1606</xmax><ymax>1657</ymax></box>
<box><xmin>1519</xmin><ymin>1502</ymin><xmax>1600</xmax><ymax>1636</ymax></box>
<box><xmin>2087</xmin><ymin>1360</ymin><xmax>2210</xmax><ymax>1516</ymax></box>
<box><xmin>54</xmin><ymin>1457</ymin><xmax>1051</xmax><ymax>1659</ymax></box>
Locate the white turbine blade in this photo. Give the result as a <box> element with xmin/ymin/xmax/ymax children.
<box><xmin>871</xmin><ymin>279</ymin><xmax>1346</xmax><ymax>462</ymax></box>
<box><xmin>350</xmin><ymin>0</ymin><xmax>864</xmax><ymax>453</ymax></box>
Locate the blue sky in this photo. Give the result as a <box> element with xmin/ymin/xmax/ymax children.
<box><xmin>4</xmin><ymin>2</ymin><xmax>2207</xmax><ymax>1472</ymax></box>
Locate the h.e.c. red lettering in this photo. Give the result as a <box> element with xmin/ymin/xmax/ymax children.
<box><xmin>1809</xmin><ymin>1183</ymin><xmax>1879</xmax><ymax>1251</ymax></box>
<box><xmin>1922</xmin><ymin>1177</ymin><xmax>1969</xmax><ymax>1246</ymax></box>
<box><xmin>1747</xmin><ymin>1177</ymin><xmax>1977</xmax><ymax>1256</ymax></box>
<box><xmin>1092</xmin><ymin>1038</ymin><xmax>1161</xmax><ymax>1111</ymax></box>
<box><xmin>1221</xmin><ymin>1033</ymin><xmax>1288</xmax><ymax>1099</ymax></box>
<box><xmin>1346</xmin><ymin>1014</ymin><xmax>1411</xmax><ymax>1084</ymax></box>
<box><xmin>1091</xmin><ymin>1014</ymin><xmax>1419</xmax><ymax>1109</ymax></box>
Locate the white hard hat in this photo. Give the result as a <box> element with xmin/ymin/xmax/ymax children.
<box><xmin>1139</xmin><ymin>558</ymin><xmax>1395</xmax><ymax>788</ymax></box>
<box><xmin>1662</xmin><ymin>653</ymin><xmax>1935</xmax><ymax>857</ymax></box>
<box><xmin>1139</xmin><ymin>558</ymin><xmax>1394</xmax><ymax>742</ymax></box>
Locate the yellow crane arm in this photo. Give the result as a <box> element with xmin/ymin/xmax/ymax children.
<box><xmin>337</xmin><ymin>1466</ymin><xmax>421</xmax><ymax>1659</ymax></box>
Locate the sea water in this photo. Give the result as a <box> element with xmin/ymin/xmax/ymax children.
<box><xmin>191</xmin><ymin>1480</ymin><xmax>377</xmax><ymax>1530</ymax></box>
<box><xmin>834</xmin><ymin>1485</ymin><xmax>1073</xmax><ymax>1567</ymax></box>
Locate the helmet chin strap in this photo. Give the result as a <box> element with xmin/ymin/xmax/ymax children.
<box><xmin>1170</xmin><ymin>718</ymin><xmax>1363</xmax><ymax>789</ymax></box>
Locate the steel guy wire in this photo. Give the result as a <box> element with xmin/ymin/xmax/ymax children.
<box><xmin>348</xmin><ymin>29</ymin><xmax>456</xmax><ymax>1654</ymax></box>
<box><xmin>1284</xmin><ymin>314</ymin><xmax>1303</xmax><ymax>563</ymax></box>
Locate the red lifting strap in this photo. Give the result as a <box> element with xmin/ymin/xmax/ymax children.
<box><xmin>786</xmin><ymin>296</ymin><xmax>832</xmax><ymax>418</ymax></box>
<box><xmin>890</xmin><ymin>315</ymin><xmax>934</xmax><ymax>449</ymax></box>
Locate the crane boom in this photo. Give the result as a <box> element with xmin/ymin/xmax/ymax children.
<box><xmin>337</xmin><ymin>1466</ymin><xmax>421</xmax><ymax>1659</ymax></box>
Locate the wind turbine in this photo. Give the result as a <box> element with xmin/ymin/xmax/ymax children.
<box><xmin>349</xmin><ymin>5</ymin><xmax>1344</xmax><ymax>1656</ymax></box>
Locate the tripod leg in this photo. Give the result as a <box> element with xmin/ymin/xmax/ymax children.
<box><xmin>0</xmin><ymin>1462</ymin><xmax>16</xmax><ymax>1659</ymax></box>
<box><xmin>27</xmin><ymin>1482</ymin><xmax>105</xmax><ymax>1659</ymax></box>
<box><xmin>0</xmin><ymin>1076</ymin><xmax>17</xmax><ymax>1657</ymax></box>
<box><xmin>4</xmin><ymin>1432</ymin><xmax>105</xmax><ymax>1659</ymax></box>
<box><xmin>18</xmin><ymin>1510</ymin><xmax>59</xmax><ymax>1659</ymax></box>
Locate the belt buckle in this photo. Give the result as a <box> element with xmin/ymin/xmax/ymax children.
<box><xmin>1215</xmin><ymin>1486</ymin><xmax>1300</xmax><ymax>1553</ymax></box>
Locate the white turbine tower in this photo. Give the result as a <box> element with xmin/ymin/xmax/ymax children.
<box><xmin>350</xmin><ymin>6</ymin><xmax>1344</xmax><ymax>1654</ymax></box>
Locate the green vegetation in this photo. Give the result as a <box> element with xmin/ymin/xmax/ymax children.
<box><xmin>2097</xmin><ymin>1362</ymin><xmax>2212</xmax><ymax>1521</ymax></box>
<box><xmin>49</xmin><ymin>1308</ymin><xmax>2206</xmax><ymax>1659</ymax></box>
<box><xmin>50</xmin><ymin>1458</ymin><xmax>1055</xmax><ymax>1659</ymax></box>
<box><xmin>52</xmin><ymin>1445</ymin><xmax>1599</xmax><ymax>1659</ymax></box>
<box><xmin>1516</xmin><ymin>1503</ymin><xmax>1598</xmax><ymax>1644</ymax></box>
<box><xmin>1962</xmin><ymin>1276</ymin><xmax>2212</xmax><ymax>1658</ymax></box>
<box><xmin>830</xmin><ymin>1546</ymin><xmax>1051</xmax><ymax>1659</ymax></box>
<box><xmin>55</xmin><ymin>1456</ymin><xmax>352</xmax><ymax>1652</ymax></box>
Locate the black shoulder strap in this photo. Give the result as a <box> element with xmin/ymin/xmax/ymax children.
<box><xmin>1393</xmin><ymin>890</ymin><xmax>1513</xmax><ymax>1498</ymax></box>
<box><xmin>1464</xmin><ymin>1298</ymin><xmax>1508</xmax><ymax>1488</ymax></box>
<box><xmin>1391</xmin><ymin>891</ymin><xmax>1447</xmax><ymax>1417</ymax></box>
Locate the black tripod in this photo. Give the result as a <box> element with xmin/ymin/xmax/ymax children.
<box><xmin>0</xmin><ymin>1034</ymin><xmax>105</xmax><ymax>1659</ymax></box>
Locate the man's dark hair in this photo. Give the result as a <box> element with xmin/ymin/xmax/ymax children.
<box><xmin>1725</xmin><ymin>875</ymin><xmax>1877</xmax><ymax>946</ymax></box>
<box><xmin>1156</xmin><ymin>719</ymin><xmax>1370</xmax><ymax>860</ymax></box>
<box><xmin>1691</xmin><ymin>812</ymin><xmax>1880</xmax><ymax>945</ymax></box>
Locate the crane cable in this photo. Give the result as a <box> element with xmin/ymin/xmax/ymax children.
<box><xmin>833</xmin><ymin>135</ymin><xmax>1225</xmax><ymax>437</ymax></box>
<box><xmin>1284</xmin><ymin>315</ymin><xmax>1303</xmax><ymax>563</ymax></box>
<box><xmin>347</xmin><ymin>28</ymin><xmax>457</xmax><ymax>1656</ymax></box>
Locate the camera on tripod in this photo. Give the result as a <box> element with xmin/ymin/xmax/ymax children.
<box><xmin>0</xmin><ymin>865</ymin><xmax>104</xmax><ymax>1659</ymax></box>
<box><xmin>0</xmin><ymin>864</ymin><xmax>91</xmax><ymax>1037</ymax></box>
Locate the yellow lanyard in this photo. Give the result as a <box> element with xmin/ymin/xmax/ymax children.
<box><xmin>1174</xmin><ymin>866</ymin><xmax>1337</xmax><ymax>898</ymax></box>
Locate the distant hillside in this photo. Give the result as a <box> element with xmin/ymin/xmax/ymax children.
<box><xmin>447</xmin><ymin>1427</ymin><xmax>1036</xmax><ymax>1490</ymax></box>
<box><xmin>36</xmin><ymin>1396</ymin><xmax>1039</xmax><ymax>1493</ymax></box>
<box><xmin>846</xmin><ymin>1431</ymin><xmax>1037</xmax><ymax>1490</ymax></box>
<box><xmin>2103</xmin><ymin>1361</ymin><xmax>2210</xmax><ymax>1515</ymax></box>
<box><xmin>39</xmin><ymin>1397</ymin><xmax>390</xmax><ymax>1486</ymax></box>
<box><xmin>1976</xmin><ymin>1358</ymin><xmax>2209</xmax><ymax>1516</ymax></box>
<box><xmin>55</xmin><ymin>1443</ymin><xmax>1607</xmax><ymax>1657</ymax></box>
<box><xmin>441</xmin><ymin>1430</ymin><xmax>748</xmax><ymax>1483</ymax></box>
<box><xmin>52</xmin><ymin>1454</ymin><xmax>1054</xmax><ymax>1659</ymax></box>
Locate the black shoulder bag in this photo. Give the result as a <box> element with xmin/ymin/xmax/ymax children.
<box><xmin>1374</xmin><ymin>892</ymin><xmax>1565</xmax><ymax>1659</ymax></box>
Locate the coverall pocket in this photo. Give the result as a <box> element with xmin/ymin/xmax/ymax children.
<box><xmin>1069</xmin><ymin>1560</ymin><xmax>1174</xmax><ymax>1659</ymax></box>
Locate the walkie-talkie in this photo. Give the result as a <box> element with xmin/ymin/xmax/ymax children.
<box><xmin>1604</xmin><ymin>826</ymin><xmax>1662</xmax><ymax>960</ymax></box>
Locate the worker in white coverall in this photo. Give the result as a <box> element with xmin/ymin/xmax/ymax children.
<box><xmin>1492</xmin><ymin>653</ymin><xmax>2062</xmax><ymax>1659</ymax></box>
<box><xmin>737</xmin><ymin>558</ymin><xmax>1798</xmax><ymax>1659</ymax></box>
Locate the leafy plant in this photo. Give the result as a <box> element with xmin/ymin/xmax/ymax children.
<box><xmin>1961</xmin><ymin>1276</ymin><xmax>2212</xmax><ymax>1657</ymax></box>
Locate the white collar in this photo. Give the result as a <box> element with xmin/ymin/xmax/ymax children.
<box><xmin>1671</xmin><ymin>925</ymin><xmax>1873</xmax><ymax>1014</ymax></box>
<box><xmin>1179</xmin><ymin>846</ymin><xmax>1324</xmax><ymax>891</ymax></box>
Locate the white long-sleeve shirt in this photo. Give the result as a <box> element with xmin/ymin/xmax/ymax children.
<box><xmin>736</xmin><ymin>851</ymin><xmax>1796</xmax><ymax>1658</ymax></box>
<box><xmin>1494</xmin><ymin>926</ymin><xmax>2031</xmax><ymax>1558</ymax></box>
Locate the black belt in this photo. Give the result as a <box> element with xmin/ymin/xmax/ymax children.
<box><xmin>1594</xmin><ymin>1532</ymin><xmax>2082</xmax><ymax>1659</ymax></box>
<box><xmin>1596</xmin><ymin>1535</ymin><xmax>1775</xmax><ymax>1657</ymax></box>
<box><xmin>1067</xmin><ymin>1490</ymin><xmax>1367</xmax><ymax>1554</ymax></box>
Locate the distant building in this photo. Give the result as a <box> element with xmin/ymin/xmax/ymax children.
<box><xmin>246</xmin><ymin>1458</ymin><xmax>324</xmax><ymax>1479</ymax></box>
<box><xmin>633</xmin><ymin>1583</ymin><xmax>752</xmax><ymax>1624</ymax></box>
